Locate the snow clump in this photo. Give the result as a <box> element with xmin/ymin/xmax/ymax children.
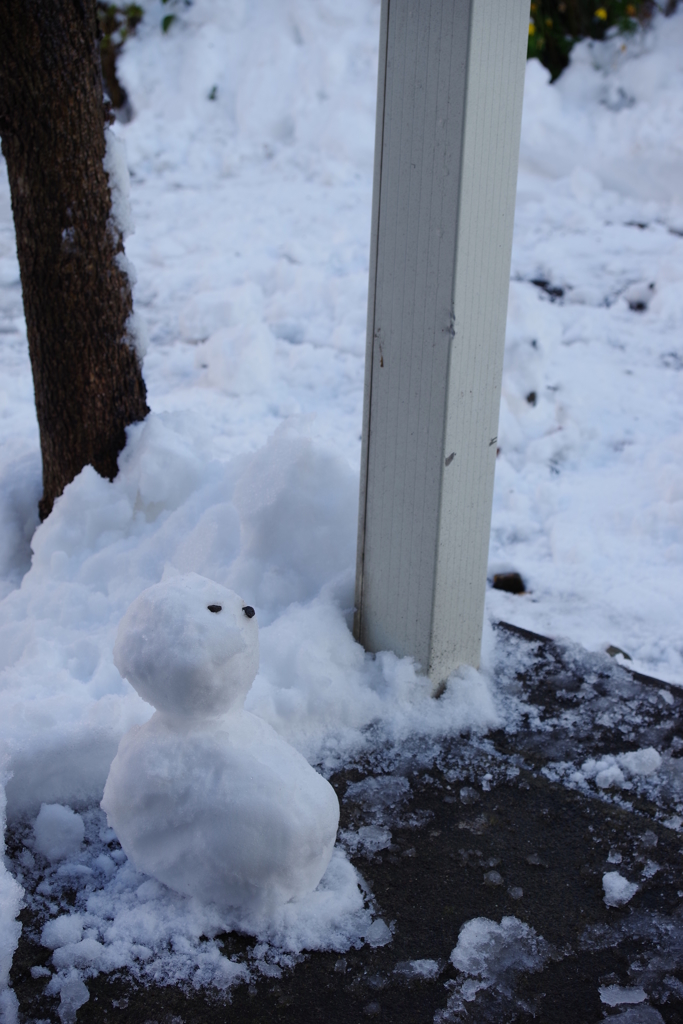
<box><xmin>580</xmin><ymin>747</ymin><xmax>662</xmax><ymax>790</ymax></box>
<box><xmin>603</xmin><ymin>871</ymin><xmax>639</xmax><ymax>908</ymax></box>
<box><xmin>33</xmin><ymin>804</ymin><xmax>85</xmax><ymax>863</ymax></box>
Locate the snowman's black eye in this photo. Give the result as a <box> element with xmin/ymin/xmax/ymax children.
<box><xmin>242</xmin><ymin>606</ymin><xmax>255</xmax><ymax>619</ymax></box>
<box><xmin>207</xmin><ymin>605</ymin><xmax>222</xmax><ymax>613</ymax></box>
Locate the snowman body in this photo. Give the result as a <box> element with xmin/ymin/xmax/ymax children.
<box><xmin>102</xmin><ymin>573</ymin><xmax>339</xmax><ymax>913</ymax></box>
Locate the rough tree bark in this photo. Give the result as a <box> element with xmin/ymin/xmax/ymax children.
<box><xmin>0</xmin><ymin>0</ymin><xmax>149</xmax><ymax>519</ymax></box>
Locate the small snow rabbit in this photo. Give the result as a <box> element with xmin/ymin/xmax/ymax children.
<box><xmin>102</xmin><ymin>573</ymin><xmax>340</xmax><ymax>912</ymax></box>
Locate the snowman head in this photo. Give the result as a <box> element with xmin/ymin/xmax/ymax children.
<box><xmin>113</xmin><ymin>573</ymin><xmax>258</xmax><ymax>718</ymax></box>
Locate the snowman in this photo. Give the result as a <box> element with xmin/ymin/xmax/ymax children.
<box><xmin>101</xmin><ymin>573</ymin><xmax>340</xmax><ymax>913</ymax></box>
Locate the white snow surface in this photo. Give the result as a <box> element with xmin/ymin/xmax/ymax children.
<box><xmin>103</xmin><ymin>130</ymin><xmax>149</xmax><ymax>359</ymax></box>
<box><xmin>0</xmin><ymin>0</ymin><xmax>682</xmax><ymax>997</ymax></box>
<box><xmin>102</xmin><ymin>129</ymin><xmax>134</xmax><ymax>242</ymax></box>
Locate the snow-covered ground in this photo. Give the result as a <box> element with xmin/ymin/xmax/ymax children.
<box><xmin>1</xmin><ymin>0</ymin><xmax>682</xmax><ymax>1016</ymax></box>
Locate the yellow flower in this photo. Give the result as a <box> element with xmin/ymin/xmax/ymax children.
<box><xmin>595</xmin><ymin>7</ymin><xmax>608</xmax><ymax>19</ymax></box>
<box><xmin>528</xmin><ymin>21</ymin><xmax>536</xmax><ymax>35</ymax></box>
<box><xmin>626</xmin><ymin>3</ymin><xmax>636</xmax><ymax>14</ymax></box>
<box><xmin>530</xmin><ymin>1</ymin><xmax>537</xmax><ymax>10</ymax></box>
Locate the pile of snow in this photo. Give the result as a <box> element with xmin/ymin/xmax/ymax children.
<box><xmin>0</xmin><ymin>416</ymin><xmax>499</xmax><ymax>827</ymax></box>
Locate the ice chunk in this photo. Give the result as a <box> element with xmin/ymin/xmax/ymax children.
<box><xmin>394</xmin><ymin>959</ymin><xmax>440</xmax><ymax>979</ymax></box>
<box><xmin>600</xmin><ymin>984</ymin><xmax>647</xmax><ymax>1006</ymax></box>
<box><xmin>341</xmin><ymin>825</ymin><xmax>392</xmax><ymax>855</ymax></box>
<box><xmin>364</xmin><ymin>918</ymin><xmax>392</xmax><ymax>948</ymax></box>
<box><xmin>344</xmin><ymin>776</ymin><xmax>411</xmax><ymax>817</ymax></box>
<box><xmin>603</xmin><ymin>871</ymin><xmax>638</xmax><ymax>907</ymax></box>
<box><xmin>33</xmin><ymin>805</ymin><xmax>84</xmax><ymax>862</ymax></box>
<box><xmin>46</xmin><ymin>968</ymin><xmax>90</xmax><ymax>1024</ymax></box>
<box><xmin>450</xmin><ymin>916</ymin><xmax>551</xmax><ymax>995</ymax></box>
<box><xmin>439</xmin><ymin>916</ymin><xmax>552</xmax><ymax>1019</ymax></box>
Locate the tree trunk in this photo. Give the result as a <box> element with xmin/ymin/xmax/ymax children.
<box><xmin>0</xmin><ymin>0</ymin><xmax>149</xmax><ymax>520</ymax></box>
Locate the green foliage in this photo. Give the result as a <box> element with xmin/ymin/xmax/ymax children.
<box><xmin>527</xmin><ymin>0</ymin><xmax>656</xmax><ymax>79</ymax></box>
<box><xmin>159</xmin><ymin>0</ymin><xmax>198</xmax><ymax>34</ymax></box>
<box><xmin>97</xmin><ymin>3</ymin><xmax>143</xmax><ymax>53</ymax></box>
<box><xmin>96</xmin><ymin>3</ymin><xmax>143</xmax><ymax>110</ymax></box>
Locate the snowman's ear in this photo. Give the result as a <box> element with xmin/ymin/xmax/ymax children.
<box><xmin>242</xmin><ymin>606</ymin><xmax>255</xmax><ymax>619</ymax></box>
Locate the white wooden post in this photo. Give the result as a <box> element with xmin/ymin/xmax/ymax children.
<box><xmin>354</xmin><ymin>0</ymin><xmax>530</xmax><ymax>689</ymax></box>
